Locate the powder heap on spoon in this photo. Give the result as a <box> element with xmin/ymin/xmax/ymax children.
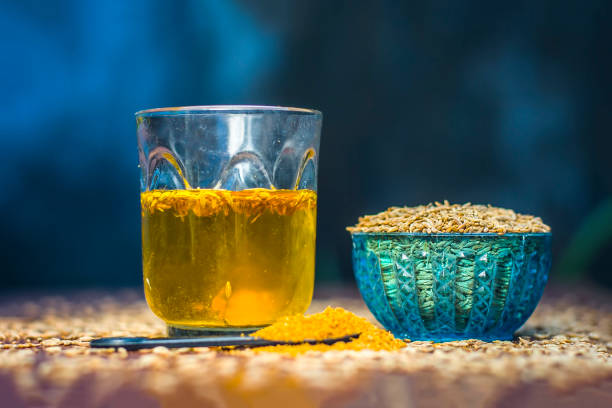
<box><xmin>244</xmin><ymin>307</ymin><xmax>406</xmax><ymax>356</ymax></box>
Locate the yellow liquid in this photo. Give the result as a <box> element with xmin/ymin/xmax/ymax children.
<box><xmin>141</xmin><ymin>188</ymin><xmax>316</xmax><ymax>329</ymax></box>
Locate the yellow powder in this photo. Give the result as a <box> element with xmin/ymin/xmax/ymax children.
<box><xmin>246</xmin><ymin>307</ymin><xmax>406</xmax><ymax>355</ymax></box>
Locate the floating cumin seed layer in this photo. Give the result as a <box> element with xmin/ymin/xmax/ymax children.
<box><xmin>346</xmin><ymin>201</ymin><xmax>550</xmax><ymax>234</ymax></box>
<box><xmin>141</xmin><ymin>188</ymin><xmax>317</xmax><ymax>217</ymax></box>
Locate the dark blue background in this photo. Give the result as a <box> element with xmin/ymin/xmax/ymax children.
<box><xmin>2</xmin><ymin>0</ymin><xmax>611</xmax><ymax>289</ymax></box>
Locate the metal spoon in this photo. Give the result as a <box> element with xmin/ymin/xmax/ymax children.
<box><xmin>90</xmin><ymin>333</ymin><xmax>360</xmax><ymax>351</ymax></box>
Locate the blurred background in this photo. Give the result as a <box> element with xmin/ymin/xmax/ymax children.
<box><xmin>1</xmin><ymin>0</ymin><xmax>611</xmax><ymax>290</ymax></box>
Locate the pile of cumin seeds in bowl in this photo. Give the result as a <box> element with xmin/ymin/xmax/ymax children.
<box><xmin>346</xmin><ymin>201</ymin><xmax>550</xmax><ymax>234</ymax></box>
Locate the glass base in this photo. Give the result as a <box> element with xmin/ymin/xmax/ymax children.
<box><xmin>167</xmin><ymin>324</ymin><xmax>264</xmax><ymax>337</ymax></box>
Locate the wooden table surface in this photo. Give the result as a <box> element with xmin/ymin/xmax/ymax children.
<box><xmin>1</xmin><ymin>286</ymin><xmax>611</xmax><ymax>408</ymax></box>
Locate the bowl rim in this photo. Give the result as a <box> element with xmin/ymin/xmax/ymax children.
<box><xmin>349</xmin><ymin>232</ymin><xmax>551</xmax><ymax>237</ymax></box>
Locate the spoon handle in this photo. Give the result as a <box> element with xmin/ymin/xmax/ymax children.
<box><xmin>90</xmin><ymin>333</ymin><xmax>359</xmax><ymax>351</ymax></box>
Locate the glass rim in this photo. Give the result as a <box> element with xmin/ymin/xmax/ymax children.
<box><xmin>135</xmin><ymin>105</ymin><xmax>321</xmax><ymax>117</ymax></box>
<box><xmin>350</xmin><ymin>232</ymin><xmax>552</xmax><ymax>237</ymax></box>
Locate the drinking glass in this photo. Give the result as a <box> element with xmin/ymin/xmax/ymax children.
<box><xmin>136</xmin><ymin>106</ymin><xmax>322</xmax><ymax>335</ymax></box>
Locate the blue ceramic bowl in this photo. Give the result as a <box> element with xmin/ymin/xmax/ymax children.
<box><xmin>351</xmin><ymin>233</ymin><xmax>552</xmax><ymax>341</ymax></box>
